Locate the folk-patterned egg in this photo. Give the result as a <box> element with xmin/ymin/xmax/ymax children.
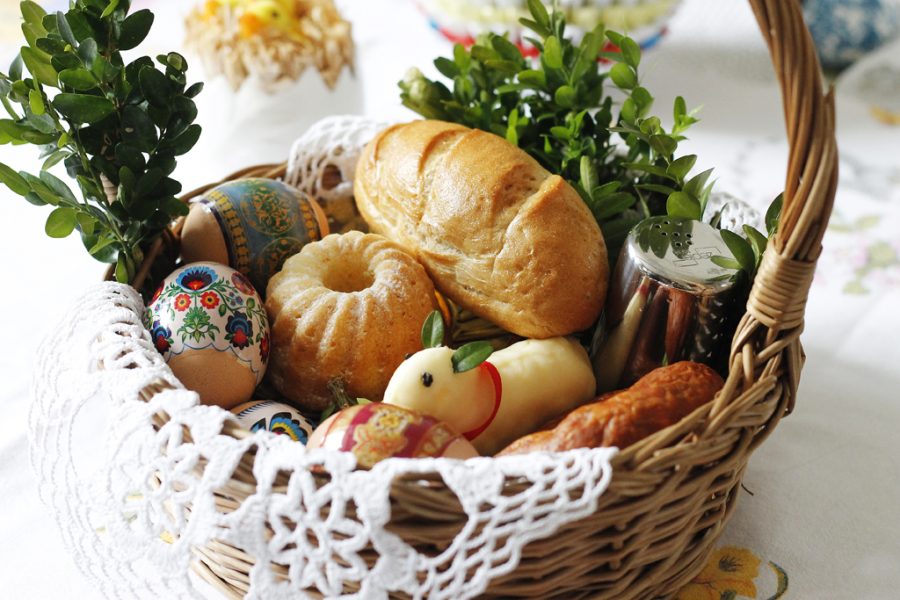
<box><xmin>231</xmin><ymin>400</ymin><xmax>315</xmax><ymax>444</ymax></box>
<box><xmin>180</xmin><ymin>178</ymin><xmax>330</xmax><ymax>295</ymax></box>
<box><xmin>145</xmin><ymin>262</ymin><xmax>270</xmax><ymax>409</ymax></box>
<box><xmin>307</xmin><ymin>403</ymin><xmax>479</xmax><ymax>468</ymax></box>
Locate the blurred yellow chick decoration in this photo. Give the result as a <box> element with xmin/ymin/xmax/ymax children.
<box><xmin>185</xmin><ymin>0</ymin><xmax>353</xmax><ymax>91</ymax></box>
<box><xmin>237</xmin><ymin>0</ymin><xmax>301</xmax><ymax>40</ymax></box>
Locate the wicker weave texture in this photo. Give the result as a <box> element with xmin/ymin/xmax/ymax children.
<box><xmin>127</xmin><ymin>0</ymin><xmax>838</xmax><ymax>597</ymax></box>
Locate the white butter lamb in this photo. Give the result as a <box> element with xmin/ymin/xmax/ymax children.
<box><xmin>383</xmin><ymin>313</ymin><xmax>597</xmax><ymax>455</ymax></box>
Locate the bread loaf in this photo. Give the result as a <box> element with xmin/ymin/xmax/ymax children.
<box><xmin>353</xmin><ymin>120</ymin><xmax>608</xmax><ymax>339</ymax></box>
<box><xmin>498</xmin><ymin>361</ymin><xmax>724</xmax><ymax>454</ymax></box>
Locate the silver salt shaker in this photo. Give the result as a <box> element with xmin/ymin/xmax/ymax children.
<box><xmin>592</xmin><ymin>216</ymin><xmax>741</xmax><ymax>392</ymax></box>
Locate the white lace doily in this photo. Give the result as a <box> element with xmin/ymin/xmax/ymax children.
<box><xmin>29</xmin><ymin>116</ymin><xmax>618</xmax><ymax>599</ymax></box>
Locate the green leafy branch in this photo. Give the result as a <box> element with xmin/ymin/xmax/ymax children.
<box><xmin>711</xmin><ymin>194</ymin><xmax>783</xmax><ymax>281</ymax></box>
<box><xmin>399</xmin><ymin>0</ymin><xmax>710</xmax><ymax>261</ymax></box>
<box><xmin>0</xmin><ymin>0</ymin><xmax>202</xmax><ymax>283</ymax></box>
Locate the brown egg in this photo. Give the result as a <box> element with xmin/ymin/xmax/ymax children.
<box><xmin>307</xmin><ymin>403</ymin><xmax>479</xmax><ymax>468</ymax></box>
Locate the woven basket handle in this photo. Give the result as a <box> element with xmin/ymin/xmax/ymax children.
<box><xmin>710</xmin><ymin>0</ymin><xmax>838</xmax><ymax>427</ymax></box>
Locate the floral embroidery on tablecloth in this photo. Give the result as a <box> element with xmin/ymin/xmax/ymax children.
<box><xmin>676</xmin><ymin>546</ymin><xmax>789</xmax><ymax>600</ymax></box>
<box><xmin>819</xmin><ymin>213</ymin><xmax>900</xmax><ymax>294</ymax></box>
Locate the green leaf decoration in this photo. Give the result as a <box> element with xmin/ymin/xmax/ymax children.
<box><xmin>434</xmin><ymin>56</ymin><xmax>459</xmax><ymax>79</ymax></box>
<box><xmin>45</xmin><ymin>206</ymin><xmax>76</xmax><ymax>238</ymax></box>
<box><xmin>666</xmin><ymin>191</ymin><xmax>701</xmax><ymax>220</ymax></box>
<box><xmin>517</xmin><ymin>69</ymin><xmax>545</xmax><ymax>88</ymax></box>
<box><xmin>119</xmin><ymin>9</ymin><xmax>154</xmax><ymax>51</ymax></box>
<box><xmin>554</xmin><ymin>84</ymin><xmax>576</xmax><ymax>108</ymax></box>
<box><xmin>0</xmin><ymin>162</ymin><xmax>31</xmax><ymax>196</ymax></box>
<box><xmin>165</xmin><ymin>123</ymin><xmax>201</xmax><ymax>156</ymax></box>
<box><xmin>52</xmin><ymin>93</ymin><xmax>115</xmax><ymax>123</ymax></box>
<box><xmin>743</xmin><ymin>225</ymin><xmax>768</xmax><ymax>263</ymax></box>
<box><xmin>184</xmin><ymin>81</ymin><xmax>204</xmax><ymax>98</ymax></box>
<box><xmin>543</xmin><ymin>36</ymin><xmax>563</xmax><ymax>69</ymax></box>
<box><xmin>594</xmin><ymin>192</ymin><xmax>636</xmax><ymax>220</ymax></box>
<box><xmin>421</xmin><ymin>310</ymin><xmax>445</xmax><ymax>349</ymax></box>
<box><xmin>58</xmin><ymin>68</ymin><xmax>97</xmax><ymax>91</ymax></box>
<box><xmin>666</xmin><ymin>154</ymin><xmax>697</xmax><ymax>182</ymax></box>
<box><xmin>121</xmin><ymin>104</ymin><xmax>159</xmax><ymax>150</ymax></box>
<box><xmin>100</xmin><ymin>0</ymin><xmax>121</xmax><ymax>19</ymax></box>
<box><xmin>20</xmin><ymin>1</ymin><xmax>47</xmax><ymax>26</ymax></box>
<box><xmin>23</xmin><ymin>173</ymin><xmax>60</xmax><ymax>205</ymax></box>
<box><xmin>765</xmin><ymin>193</ymin><xmax>783</xmax><ymax>237</ymax></box>
<box><xmin>720</xmin><ymin>229</ymin><xmax>756</xmax><ymax>275</ymax></box>
<box><xmin>635</xmin><ymin>183</ymin><xmax>677</xmax><ymax>196</ymax></box>
<box><xmin>55</xmin><ymin>11</ymin><xmax>78</xmax><ymax>47</ymax></box>
<box><xmin>20</xmin><ymin>46</ymin><xmax>58</xmax><ymax>88</ymax></box>
<box><xmin>8</xmin><ymin>54</ymin><xmax>23</xmax><ymax>80</ymax></box>
<box><xmin>39</xmin><ymin>171</ymin><xmax>76</xmax><ymax>202</ymax></box>
<box><xmin>114</xmin><ymin>254</ymin><xmax>130</xmax><ymax>283</ymax></box>
<box><xmin>609</xmin><ymin>63</ymin><xmax>636</xmax><ymax>89</ymax></box>
<box><xmin>580</xmin><ymin>155</ymin><xmax>598</xmax><ymax>195</ymax></box>
<box><xmin>28</xmin><ymin>88</ymin><xmax>45</xmax><ymax>115</ymax></box>
<box><xmin>620</xmin><ymin>37</ymin><xmax>641</xmax><ymax>69</ymax></box>
<box><xmin>451</xmin><ymin>341</ymin><xmax>493</xmax><ymax>373</ymax></box>
<box><xmin>74</xmin><ymin>210</ymin><xmax>94</xmax><ymax>232</ymax></box>
<box><xmin>710</xmin><ymin>255</ymin><xmax>741</xmax><ymax>271</ymax></box>
<box><xmin>78</xmin><ymin>38</ymin><xmax>97</xmax><ymax>65</ymax></box>
<box><xmin>87</xmin><ymin>233</ymin><xmax>116</xmax><ymax>257</ymax></box>
<box><xmin>684</xmin><ymin>168</ymin><xmax>714</xmax><ymax>199</ymax></box>
<box><xmin>649</xmin><ymin>134</ymin><xmax>677</xmax><ymax>158</ymax></box>
<box><xmin>138</xmin><ymin>66</ymin><xmax>170</xmax><ymax>106</ymax></box>
<box><xmin>41</xmin><ymin>149</ymin><xmax>68</xmax><ymax>170</ymax></box>
<box><xmin>674</xmin><ymin>95</ymin><xmax>687</xmax><ymax>121</ymax></box>
<box><xmin>526</xmin><ymin>0</ymin><xmax>551</xmax><ymax>30</ymax></box>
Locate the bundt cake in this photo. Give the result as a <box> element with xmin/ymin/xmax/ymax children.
<box><xmin>265</xmin><ymin>231</ymin><xmax>438</xmax><ymax>410</ymax></box>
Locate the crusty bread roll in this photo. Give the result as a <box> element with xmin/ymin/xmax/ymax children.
<box><xmin>354</xmin><ymin>120</ymin><xmax>608</xmax><ymax>339</ymax></box>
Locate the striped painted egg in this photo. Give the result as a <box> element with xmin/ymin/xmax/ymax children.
<box><xmin>307</xmin><ymin>403</ymin><xmax>479</xmax><ymax>468</ymax></box>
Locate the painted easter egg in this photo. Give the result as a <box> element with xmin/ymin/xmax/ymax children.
<box><xmin>231</xmin><ymin>400</ymin><xmax>315</xmax><ymax>444</ymax></box>
<box><xmin>307</xmin><ymin>403</ymin><xmax>479</xmax><ymax>468</ymax></box>
<box><xmin>145</xmin><ymin>262</ymin><xmax>270</xmax><ymax>409</ymax></box>
<box><xmin>180</xmin><ymin>178</ymin><xmax>329</xmax><ymax>295</ymax></box>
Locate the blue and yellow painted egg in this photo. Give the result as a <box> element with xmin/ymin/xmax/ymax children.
<box><xmin>145</xmin><ymin>261</ymin><xmax>270</xmax><ymax>409</ymax></box>
<box><xmin>231</xmin><ymin>400</ymin><xmax>315</xmax><ymax>444</ymax></box>
<box><xmin>180</xmin><ymin>178</ymin><xmax>329</xmax><ymax>295</ymax></box>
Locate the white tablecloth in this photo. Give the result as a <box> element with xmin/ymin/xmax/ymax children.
<box><xmin>1</xmin><ymin>1</ymin><xmax>898</xmax><ymax>598</ymax></box>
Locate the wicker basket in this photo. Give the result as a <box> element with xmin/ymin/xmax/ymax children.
<box><xmin>117</xmin><ymin>0</ymin><xmax>837</xmax><ymax>597</ymax></box>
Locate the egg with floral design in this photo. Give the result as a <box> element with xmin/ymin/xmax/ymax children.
<box><xmin>145</xmin><ymin>262</ymin><xmax>270</xmax><ymax>409</ymax></box>
<box><xmin>180</xmin><ymin>178</ymin><xmax>329</xmax><ymax>296</ymax></box>
<box><xmin>307</xmin><ymin>403</ymin><xmax>479</xmax><ymax>468</ymax></box>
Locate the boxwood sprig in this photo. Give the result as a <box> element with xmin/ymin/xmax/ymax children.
<box><xmin>0</xmin><ymin>0</ymin><xmax>202</xmax><ymax>283</ymax></box>
<box><xmin>399</xmin><ymin>0</ymin><xmax>711</xmax><ymax>262</ymax></box>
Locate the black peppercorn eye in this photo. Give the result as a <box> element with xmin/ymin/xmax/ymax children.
<box><xmin>421</xmin><ymin>372</ymin><xmax>434</xmax><ymax>387</ymax></box>
<box><xmin>404</xmin><ymin>353</ymin><xmax>413</xmax><ymax>360</ymax></box>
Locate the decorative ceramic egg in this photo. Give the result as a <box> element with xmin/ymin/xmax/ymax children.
<box><xmin>307</xmin><ymin>403</ymin><xmax>479</xmax><ymax>468</ymax></box>
<box><xmin>231</xmin><ymin>400</ymin><xmax>315</xmax><ymax>444</ymax></box>
<box><xmin>180</xmin><ymin>178</ymin><xmax>329</xmax><ymax>295</ymax></box>
<box><xmin>804</xmin><ymin>0</ymin><xmax>900</xmax><ymax>71</ymax></box>
<box><xmin>145</xmin><ymin>262</ymin><xmax>270</xmax><ymax>409</ymax></box>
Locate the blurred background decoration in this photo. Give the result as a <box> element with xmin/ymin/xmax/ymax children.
<box><xmin>184</xmin><ymin>0</ymin><xmax>353</xmax><ymax>92</ymax></box>
<box><xmin>803</xmin><ymin>0</ymin><xmax>900</xmax><ymax>72</ymax></box>
<box><xmin>416</xmin><ymin>0</ymin><xmax>683</xmax><ymax>53</ymax></box>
